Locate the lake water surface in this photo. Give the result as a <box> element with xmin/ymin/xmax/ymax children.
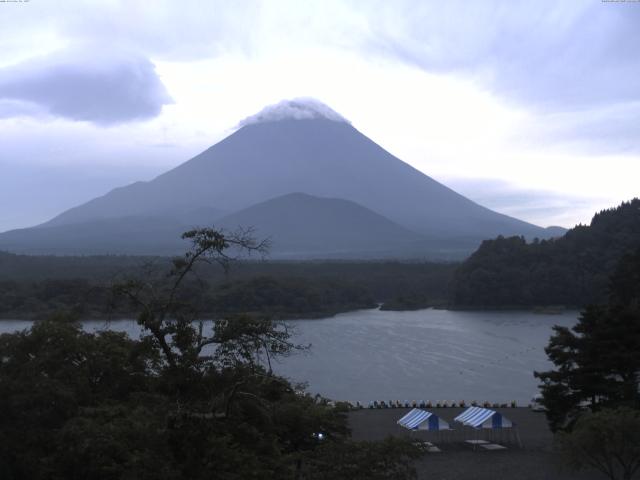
<box><xmin>0</xmin><ymin>308</ymin><xmax>577</xmax><ymax>405</ymax></box>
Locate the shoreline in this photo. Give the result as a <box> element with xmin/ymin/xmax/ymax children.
<box><xmin>0</xmin><ymin>304</ymin><xmax>581</xmax><ymax>322</ymax></box>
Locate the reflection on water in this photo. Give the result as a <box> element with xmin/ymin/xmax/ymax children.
<box><xmin>0</xmin><ymin>308</ymin><xmax>577</xmax><ymax>404</ymax></box>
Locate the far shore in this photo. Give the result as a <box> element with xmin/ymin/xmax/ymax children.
<box><xmin>0</xmin><ymin>309</ymin><xmax>361</xmax><ymax>322</ymax></box>
<box><xmin>0</xmin><ymin>304</ymin><xmax>581</xmax><ymax>322</ymax></box>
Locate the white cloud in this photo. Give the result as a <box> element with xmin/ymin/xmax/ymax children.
<box><xmin>238</xmin><ymin>97</ymin><xmax>349</xmax><ymax>127</ymax></box>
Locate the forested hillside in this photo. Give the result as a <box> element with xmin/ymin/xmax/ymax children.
<box><xmin>452</xmin><ymin>199</ymin><xmax>640</xmax><ymax>308</ymax></box>
<box><xmin>0</xmin><ymin>255</ymin><xmax>455</xmax><ymax>319</ymax></box>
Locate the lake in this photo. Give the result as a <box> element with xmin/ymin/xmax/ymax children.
<box><xmin>0</xmin><ymin>308</ymin><xmax>577</xmax><ymax>405</ymax></box>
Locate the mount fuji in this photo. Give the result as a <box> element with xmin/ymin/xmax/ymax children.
<box><xmin>0</xmin><ymin>99</ymin><xmax>561</xmax><ymax>258</ymax></box>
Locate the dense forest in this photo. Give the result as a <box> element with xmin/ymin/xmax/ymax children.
<box><xmin>0</xmin><ymin>253</ymin><xmax>455</xmax><ymax>319</ymax></box>
<box><xmin>452</xmin><ymin>199</ymin><xmax>640</xmax><ymax>308</ymax></box>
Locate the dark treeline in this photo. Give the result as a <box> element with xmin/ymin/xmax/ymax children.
<box><xmin>452</xmin><ymin>199</ymin><xmax>640</xmax><ymax>308</ymax></box>
<box><xmin>0</xmin><ymin>252</ymin><xmax>150</xmax><ymax>281</ymax></box>
<box><xmin>0</xmin><ymin>255</ymin><xmax>456</xmax><ymax>319</ymax></box>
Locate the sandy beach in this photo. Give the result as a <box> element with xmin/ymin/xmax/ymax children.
<box><xmin>348</xmin><ymin>407</ymin><xmax>602</xmax><ymax>480</ymax></box>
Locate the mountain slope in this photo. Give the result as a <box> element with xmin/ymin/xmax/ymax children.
<box><xmin>42</xmin><ymin>117</ymin><xmax>549</xmax><ymax>239</ymax></box>
<box><xmin>216</xmin><ymin>193</ymin><xmax>426</xmax><ymax>258</ymax></box>
<box><xmin>48</xmin><ymin>118</ymin><xmax>544</xmax><ymax>238</ymax></box>
<box><xmin>0</xmin><ymin>193</ymin><xmax>430</xmax><ymax>257</ymax></box>
<box><xmin>0</xmin><ymin>216</ymin><xmax>193</xmax><ymax>255</ymax></box>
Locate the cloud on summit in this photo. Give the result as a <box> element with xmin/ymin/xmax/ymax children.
<box><xmin>238</xmin><ymin>98</ymin><xmax>350</xmax><ymax>127</ymax></box>
<box><xmin>0</xmin><ymin>47</ymin><xmax>172</xmax><ymax>126</ymax></box>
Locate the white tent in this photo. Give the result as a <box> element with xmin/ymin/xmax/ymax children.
<box><xmin>454</xmin><ymin>406</ymin><xmax>513</xmax><ymax>429</ymax></box>
<box><xmin>397</xmin><ymin>408</ymin><xmax>451</xmax><ymax>431</ymax></box>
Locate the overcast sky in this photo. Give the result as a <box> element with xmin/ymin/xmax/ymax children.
<box><xmin>1</xmin><ymin>0</ymin><xmax>639</xmax><ymax>232</ymax></box>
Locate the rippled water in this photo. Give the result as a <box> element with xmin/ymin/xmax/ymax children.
<box><xmin>0</xmin><ymin>308</ymin><xmax>577</xmax><ymax>404</ymax></box>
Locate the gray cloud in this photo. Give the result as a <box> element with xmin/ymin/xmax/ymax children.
<box><xmin>515</xmin><ymin>101</ymin><xmax>640</xmax><ymax>155</ymax></box>
<box><xmin>0</xmin><ymin>99</ymin><xmax>44</xmax><ymax>119</ymax></box>
<box><xmin>0</xmin><ymin>1</ymin><xmax>261</xmax><ymax>64</ymax></box>
<box><xmin>363</xmin><ymin>1</ymin><xmax>640</xmax><ymax>110</ymax></box>
<box><xmin>3</xmin><ymin>1</ymin><xmax>638</xmax><ymax>115</ymax></box>
<box><xmin>0</xmin><ymin>47</ymin><xmax>172</xmax><ymax>125</ymax></box>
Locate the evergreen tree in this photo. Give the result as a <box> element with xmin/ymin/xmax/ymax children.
<box><xmin>535</xmin><ymin>248</ymin><xmax>640</xmax><ymax>431</ymax></box>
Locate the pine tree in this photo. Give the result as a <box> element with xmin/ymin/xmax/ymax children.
<box><xmin>535</xmin><ymin>248</ymin><xmax>640</xmax><ymax>431</ymax></box>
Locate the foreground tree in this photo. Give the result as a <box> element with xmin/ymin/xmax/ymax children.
<box><xmin>113</xmin><ymin>227</ymin><xmax>273</xmax><ymax>370</ymax></box>
<box><xmin>302</xmin><ymin>437</ymin><xmax>422</xmax><ymax>480</ymax></box>
<box><xmin>0</xmin><ymin>228</ymin><xmax>422</xmax><ymax>479</ymax></box>
<box><xmin>0</xmin><ymin>316</ymin><xmax>170</xmax><ymax>480</ymax></box>
<box><xmin>558</xmin><ymin>408</ymin><xmax>640</xmax><ymax>480</ymax></box>
<box><xmin>535</xmin><ymin>248</ymin><xmax>640</xmax><ymax>431</ymax></box>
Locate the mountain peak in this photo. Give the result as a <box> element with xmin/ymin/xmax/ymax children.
<box><xmin>238</xmin><ymin>98</ymin><xmax>349</xmax><ymax>127</ymax></box>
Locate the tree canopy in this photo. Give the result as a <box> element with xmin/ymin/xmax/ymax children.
<box><xmin>0</xmin><ymin>253</ymin><xmax>453</xmax><ymax>320</ymax></box>
<box><xmin>558</xmin><ymin>407</ymin><xmax>640</xmax><ymax>480</ymax></box>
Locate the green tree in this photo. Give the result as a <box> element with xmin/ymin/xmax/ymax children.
<box><xmin>0</xmin><ymin>315</ymin><xmax>164</xmax><ymax>480</ymax></box>
<box><xmin>535</xmin><ymin>248</ymin><xmax>640</xmax><ymax>431</ymax></box>
<box><xmin>558</xmin><ymin>408</ymin><xmax>640</xmax><ymax>480</ymax></box>
<box><xmin>113</xmin><ymin>227</ymin><xmax>271</xmax><ymax>371</ymax></box>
